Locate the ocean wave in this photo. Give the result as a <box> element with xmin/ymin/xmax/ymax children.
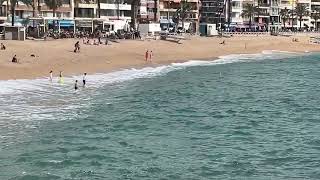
<box><xmin>0</xmin><ymin>50</ymin><xmax>307</xmax><ymax>95</ymax></box>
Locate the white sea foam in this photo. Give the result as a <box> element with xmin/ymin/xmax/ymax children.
<box><xmin>0</xmin><ymin>50</ymin><xmax>306</xmax><ymax>95</ymax></box>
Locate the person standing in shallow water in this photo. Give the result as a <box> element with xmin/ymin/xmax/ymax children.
<box><xmin>83</xmin><ymin>73</ymin><xmax>87</xmax><ymax>87</ymax></box>
<box><xmin>49</xmin><ymin>70</ymin><xmax>53</xmax><ymax>82</ymax></box>
<box><xmin>59</xmin><ymin>71</ymin><xmax>64</xmax><ymax>84</ymax></box>
<box><xmin>75</xmin><ymin>80</ymin><xmax>78</xmax><ymax>90</ymax></box>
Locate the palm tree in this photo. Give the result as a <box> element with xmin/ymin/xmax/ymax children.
<box><xmin>255</xmin><ymin>0</ymin><xmax>263</xmax><ymax>26</ymax></box>
<box><xmin>44</xmin><ymin>0</ymin><xmax>62</xmax><ymax>18</ymax></box>
<box><xmin>0</xmin><ymin>0</ymin><xmax>5</xmax><ymax>16</ymax></box>
<box><xmin>172</xmin><ymin>0</ymin><xmax>191</xmax><ymax>32</ymax></box>
<box><xmin>9</xmin><ymin>0</ymin><xmax>32</xmax><ymax>26</ymax></box>
<box><xmin>255</xmin><ymin>6</ymin><xmax>261</xmax><ymax>30</ymax></box>
<box><xmin>153</xmin><ymin>0</ymin><xmax>157</xmax><ymax>22</ymax></box>
<box><xmin>311</xmin><ymin>8</ymin><xmax>320</xmax><ymax>31</ymax></box>
<box><xmin>241</xmin><ymin>3</ymin><xmax>256</xmax><ymax>30</ymax></box>
<box><xmin>44</xmin><ymin>0</ymin><xmax>62</xmax><ymax>30</ymax></box>
<box><xmin>295</xmin><ymin>3</ymin><xmax>309</xmax><ymax>31</ymax></box>
<box><xmin>129</xmin><ymin>0</ymin><xmax>139</xmax><ymax>30</ymax></box>
<box><xmin>179</xmin><ymin>0</ymin><xmax>191</xmax><ymax>31</ymax></box>
<box><xmin>31</xmin><ymin>0</ymin><xmax>36</xmax><ymax>18</ymax></box>
<box><xmin>97</xmin><ymin>0</ymin><xmax>100</xmax><ymax>18</ymax></box>
<box><xmin>280</xmin><ymin>7</ymin><xmax>290</xmax><ymax>29</ymax></box>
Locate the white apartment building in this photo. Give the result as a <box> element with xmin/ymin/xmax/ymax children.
<box><xmin>311</xmin><ymin>0</ymin><xmax>320</xmax><ymax>29</ymax></box>
<box><xmin>280</xmin><ymin>0</ymin><xmax>312</xmax><ymax>29</ymax></box>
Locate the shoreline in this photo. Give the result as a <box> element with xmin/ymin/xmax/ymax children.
<box><xmin>0</xmin><ymin>35</ymin><xmax>319</xmax><ymax>81</ymax></box>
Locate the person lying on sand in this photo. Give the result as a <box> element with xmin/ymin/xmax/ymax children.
<box><xmin>1</xmin><ymin>43</ymin><xmax>6</xmax><ymax>50</ymax></box>
<box><xmin>220</xmin><ymin>40</ymin><xmax>225</xmax><ymax>45</ymax></box>
<box><xmin>12</xmin><ymin>55</ymin><xmax>18</xmax><ymax>63</ymax></box>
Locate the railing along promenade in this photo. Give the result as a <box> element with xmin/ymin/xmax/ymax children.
<box><xmin>222</xmin><ymin>32</ymin><xmax>270</xmax><ymax>36</ymax></box>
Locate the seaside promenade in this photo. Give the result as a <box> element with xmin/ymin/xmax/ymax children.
<box><xmin>0</xmin><ymin>35</ymin><xmax>319</xmax><ymax>80</ymax></box>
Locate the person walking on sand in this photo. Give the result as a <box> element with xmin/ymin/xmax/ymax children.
<box><xmin>75</xmin><ymin>80</ymin><xmax>78</xmax><ymax>90</ymax></box>
<box><xmin>149</xmin><ymin>50</ymin><xmax>153</xmax><ymax>62</ymax></box>
<box><xmin>145</xmin><ymin>50</ymin><xmax>149</xmax><ymax>61</ymax></box>
<box><xmin>82</xmin><ymin>73</ymin><xmax>87</xmax><ymax>87</ymax></box>
<box><xmin>49</xmin><ymin>70</ymin><xmax>53</xmax><ymax>82</ymax></box>
<box><xmin>74</xmin><ymin>41</ymin><xmax>80</xmax><ymax>53</ymax></box>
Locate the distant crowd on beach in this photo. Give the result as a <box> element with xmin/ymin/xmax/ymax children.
<box><xmin>73</xmin><ymin>40</ymin><xmax>155</xmax><ymax>63</ymax></box>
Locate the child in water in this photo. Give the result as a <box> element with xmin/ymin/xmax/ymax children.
<box><xmin>49</xmin><ymin>70</ymin><xmax>53</xmax><ymax>82</ymax></box>
<box><xmin>83</xmin><ymin>73</ymin><xmax>87</xmax><ymax>87</ymax></box>
<box><xmin>75</xmin><ymin>80</ymin><xmax>78</xmax><ymax>90</ymax></box>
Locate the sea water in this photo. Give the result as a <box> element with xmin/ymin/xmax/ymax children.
<box><xmin>0</xmin><ymin>51</ymin><xmax>320</xmax><ymax>179</ymax></box>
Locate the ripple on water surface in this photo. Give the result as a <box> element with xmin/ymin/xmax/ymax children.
<box><xmin>1</xmin><ymin>51</ymin><xmax>320</xmax><ymax>179</ymax></box>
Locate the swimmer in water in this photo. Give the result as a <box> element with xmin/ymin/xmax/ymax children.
<box><xmin>83</xmin><ymin>73</ymin><xmax>87</xmax><ymax>87</ymax></box>
<box><xmin>75</xmin><ymin>80</ymin><xmax>78</xmax><ymax>90</ymax></box>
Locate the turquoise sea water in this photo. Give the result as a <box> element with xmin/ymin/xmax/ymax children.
<box><xmin>1</xmin><ymin>51</ymin><xmax>320</xmax><ymax>179</ymax></box>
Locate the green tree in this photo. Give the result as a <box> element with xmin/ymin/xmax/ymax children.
<box><xmin>241</xmin><ymin>3</ymin><xmax>256</xmax><ymax>30</ymax></box>
<box><xmin>311</xmin><ymin>8</ymin><xmax>320</xmax><ymax>31</ymax></box>
<box><xmin>0</xmin><ymin>0</ymin><xmax>5</xmax><ymax>16</ymax></box>
<box><xmin>97</xmin><ymin>0</ymin><xmax>100</xmax><ymax>18</ymax></box>
<box><xmin>280</xmin><ymin>7</ymin><xmax>290</xmax><ymax>29</ymax></box>
<box><xmin>295</xmin><ymin>3</ymin><xmax>309</xmax><ymax>30</ymax></box>
<box><xmin>44</xmin><ymin>0</ymin><xmax>62</xmax><ymax>18</ymax></box>
<box><xmin>44</xmin><ymin>0</ymin><xmax>63</xmax><ymax>31</ymax></box>
<box><xmin>173</xmin><ymin>0</ymin><xmax>191</xmax><ymax>32</ymax></box>
<box><xmin>10</xmin><ymin>0</ymin><xmax>32</xmax><ymax>26</ymax></box>
<box><xmin>128</xmin><ymin>0</ymin><xmax>139</xmax><ymax>30</ymax></box>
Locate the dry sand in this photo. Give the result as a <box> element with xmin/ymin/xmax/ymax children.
<box><xmin>0</xmin><ymin>35</ymin><xmax>319</xmax><ymax>80</ymax></box>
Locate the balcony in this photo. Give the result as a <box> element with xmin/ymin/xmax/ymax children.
<box><xmin>75</xmin><ymin>2</ymin><xmax>97</xmax><ymax>8</ymax></box>
<box><xmin>100</xmin><ymin>3</ymin><xmax>131</xmax><ymax>10</ymax></box>
<box><xmin>257</xmin><ymin>3</ymin><xmax>270</xmax><ymax>8</ymax></box>
<box><xmin>101</xmin><ymin>15</ymin><xmax>131</xmax><ymax>20</ymax></box>
<box><xmin>311</xmin><ymin>1</ymin><xmax>320</xmax><ymax>5</ymax></box>
<box><xmin>147</xmin><ymin>2</ymin><xmax>157</xmax><ymax>8</ymax></box>
<box><xmin>160</xmin><ymin>8</ymin><xmax>177</xmax><ymax>12</ymax></box>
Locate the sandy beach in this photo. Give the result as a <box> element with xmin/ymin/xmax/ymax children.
<box><xmin>0</xmin><ymin>35</ymin><xmax>319</xmax><ymax>80</ymax></box>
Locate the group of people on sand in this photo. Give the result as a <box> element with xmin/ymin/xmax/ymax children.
<box><xmin>75</xmin><ymin>37</ymin><xmax>108</xmax><ymax>53</ymax></box>
<box><xmin>145</xmin><ymin>50</ymin><xmax>153</xmax><ymax>62</ymax></box>
<box><xmin>50</xmin><ymin>70</ymin><xmax>87</xmax><ymax>91</ymax></box>
<box><xmin>82</xmin><ymin>37</ymin><xmax>107</xmax><ymax>46</ymax></box>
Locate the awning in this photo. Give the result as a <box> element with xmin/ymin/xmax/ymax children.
<box><xmin>304</xmin><ymin>22</ymin><xmax>314</xmax><ymax>27</ymax></box>
<box><xmin>76</xmin><ymin>20</ymin><xmax>92</xmax><ymax>27</ymax></box>
<box><xmin>160</xmin><ymin>19</ymin><xmax>174</xmax><ymax>24</ymax></box>
<box><xmin>48</xmin><ymin>20</ymin><xmax>74</xmax><ymax>27</ymax></box>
